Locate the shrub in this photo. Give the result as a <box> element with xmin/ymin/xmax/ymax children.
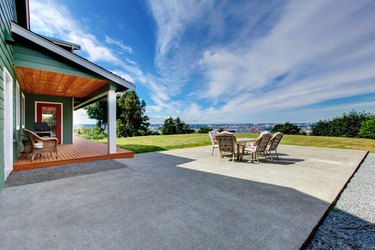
<box><xmin>185</xmin><ymin>128</ymin><xmax>196</xmax><ymax>134</ymax></box>
<box><xmin>148</xmin><ymin>131</ymin><xmax>161</xmax><ymax>135</ymax></box>
<box><xmin>75</xmin><ymin>125</ymin><xmax>106</xmax><ymax>140</ymax></box>
<box><xmin>312</xmin><ymin>110</ymin><xmax>372</xmax><ymax>137</ymax></box>
<box><xmin>359</xmin><ymin>116</ymin><xmax>375</xmax><ymax>139</ymax></box>
<box><xmin>91</xmin><ymin>125</ymin><xmax>106</xmax><ymax>140</ymax></box>
<box><xmin>197</xmin><ymin>127</ymin><xmax>212</xmax><ymax>133</ymax></box>
<box><xmin>271</xmin><ymin>122</ymin><xmax>301</xmax><ymax>135</ymax></box>
<box><xmin>311</xmin><ymin>120</ymin><xmax>331</xmax><ymax>136</ymax></box>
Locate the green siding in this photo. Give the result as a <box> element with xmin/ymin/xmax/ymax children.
<box><xmin>25</xmin><ymin>94</ymin><xmax>73</xmax><ymax>144</ymax></box>
<box><xmin>14</xmin><ymin>44</ymin><xmax>106</xmax><ymax>80</ymax></box>
<box><xmin>0</xmin><ymin>0</ymin><xmax>16</xmax><ymax>191</ymax></box>
<box><xmin>0</xmin><ymin>0</ymin><xmax>116</xmax><ymax>192</ymax></box>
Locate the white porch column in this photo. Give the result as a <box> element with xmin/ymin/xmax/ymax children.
<box><xmin>107</xmin><ymin>86</ymin><xmax>116</xmax><ymax>154</ymax></box>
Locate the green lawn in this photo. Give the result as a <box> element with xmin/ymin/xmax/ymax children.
<box><xmin>97</xmin><ymin>133</ymin><xmax>375</xmax><ymax>154</ymax></box>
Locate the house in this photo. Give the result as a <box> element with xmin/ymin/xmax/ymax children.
<box><xmin>0</xmin><ymin>0</ymin><xmax>135</xmax><ymax>191</ymax></box>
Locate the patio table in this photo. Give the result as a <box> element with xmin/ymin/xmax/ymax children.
<box><xmin>236</xmin><ymin>138</ymin><xmax>257</xmax><ymax>161</ymax></box>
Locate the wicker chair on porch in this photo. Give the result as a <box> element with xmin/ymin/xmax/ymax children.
<box><xmin>23</xmin><ymin>128</ymin><xmax>58</xmax><ymax>161</ymax></box>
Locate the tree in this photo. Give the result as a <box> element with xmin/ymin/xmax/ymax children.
<box><xmin>271</xmin><ymin>122</ymin><xmax>301</xmax><ymax>135</ymax></box>
<box><xmin>311</xmin><ymin>120</ymin><xmax>331</xmax><ymax>136</ymax></box>
<box><xmin>175</xmin><ymin>117</ymin><xmax>185</xmax><ymax>134</ymax></box>
<box><xmin>160</xmin><ymin>117</ymin><xmax>194</xmax><ymax>135</ymax></box>
<box><xmin>312</xmin><ymin>110</ymin><xmax>372</xmax><ymax>137</ymax></box>
<box><xmin>359</xmin><ymin>116</ymin><xmax>375</xmax><ymax>139</ymax></box>
<box><xmin>84</xmin><ymin>100</ymin><xmax>107</xmax><ymax>132</ymax></box>
<box><xmin>117</xmin><ymin>91</ymin><xmax>150</xmax><ymax>137</ymax></box>
<box><xmin>161</xmin><ymin>117</ymin><xmax>176</xmax><ymax>135</ymax></box>
<box><xmin>84</xmin><ymin>91</ymin><xmax>150</xmax><ymax>137</ymax></box>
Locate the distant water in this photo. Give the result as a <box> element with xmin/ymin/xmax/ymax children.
<box><xmin>74</xmin><ymin>124</ymin><xmax>95</xmax><ymax>129</ymax></box>
<box><xmin>150</xmin><ymin>123</ymin><xmax>313</xmax><ymax>133</ymax></box>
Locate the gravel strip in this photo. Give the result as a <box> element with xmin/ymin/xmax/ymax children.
<box><xmin>307</xmin><ymin>153</ymin><xmax>375</xmax><ymax>249</ymax></box>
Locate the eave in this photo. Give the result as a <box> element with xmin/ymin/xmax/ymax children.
<box><xmin>11</xmin><ymin>22</ymin><xmax>135</xmax><ymax>91</ymax></box>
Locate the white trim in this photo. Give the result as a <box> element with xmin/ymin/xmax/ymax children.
<box><xmin>11</xmin><ymin>22</ymin><xmax>135</xmax><ymax>91</ymax></box>
<box><xmin>35</xmin><ymin>101</ymin><xmax>64</xmax><ymax>144</ymax></box>
<box><xmin>21</xmin><ymin>93</ymin><xmax>25</xmax><ymax>128</ymax></box>
<box><xmin>74</xmin><ymin>92</ymin><xmax>107</xmax><ymax>110</ymax></box>
<box><xmin>16</xmin><ymin>81</ymin><xmax>20</xmax><ymax>130</ymax></box>
<box><xmin>41</xmin><ymin>35</ymin><xmax>81</xmax><ymax>51</ymax></box>
<box><xmin>3</xmin><ymin>67</ymin><xmax>13</xmax><ymax>180</ymax></box>
<box><xmin>108</xmin><ymin>89</ymin><xmax>116</xmax><ymax>154</ymax></box>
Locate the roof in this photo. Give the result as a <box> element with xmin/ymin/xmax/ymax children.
<box><xmin>11</xmin><ymin>22</ymin><xmax>135</xmax><ymax>91</ymax></box>
<box><xmin>41</xmin><ymin>35</ymin><xmax>81</xmax><ymax>51</ymax></box>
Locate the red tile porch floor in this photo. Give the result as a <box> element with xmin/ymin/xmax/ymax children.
<box><xmin>13</xmin><ymin>136</ymin><xmax>134</xmax><ymax>171</ymax></box>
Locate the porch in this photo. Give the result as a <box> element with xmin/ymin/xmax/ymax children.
<box><xmin>10</xmin><ymin>22</ymin><xmax>136</xmax><ymax>163</ymax></box>
<box><xmin>13</xmin><ymin>136</ymin><xmax>134</xmax><ymax>171</ymax></box>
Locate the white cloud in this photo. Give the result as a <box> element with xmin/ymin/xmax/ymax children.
<box><xmin>195</xmin><ymin>0</ymin><xmax>375</xmax><ymax>122</ymax></box>
<box><xmin>30</xmin><ymin>0</ymin><xmax>375</xmax><ymax>123</ymax></box>
<box><xmin>144</xmin><ymin>0</ymin><xmax>375</xmax><ymax>122</ymax></box>
<box><xmin>73</xmin><ymin>109</ymin><xmax>96</xmax><ymax>124</ymax></box>
<box><xmin>110</xmin><ymin>70</ymin><xmax>135</xmax><ymax>83</ymax></box>
<box><xmin>105</xmin><ymin>36</ymin><xmax>133</xmax><ymax>53</ymax></box>
<box><xmin>30</xmin><ymin>1</ymin><xmax>122</xmax><ymax>64</ymax></box>
<box><xmin>148</xmin><ymin>1</ymin><xmax>211</xmax><ymax>63</ymax></box>
<box><xmin>30</xmin><ymin>0</ymin><xmax>178</xmax><ymax>120</ymax></box>
<box><xmin>147</xmin><ymin>0</ymin><xmax>217</xmax><ymax>95</ymax></box>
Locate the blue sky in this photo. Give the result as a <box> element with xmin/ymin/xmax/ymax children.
<box><xmin>29</xmin><ymin>0</ymin><xmax>375</xmax><ymax>124</ymax></box>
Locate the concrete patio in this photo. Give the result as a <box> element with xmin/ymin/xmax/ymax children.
<box><xmin>0</xmin><ymin>145</ymin><xmax>367</xmax><ymax>249</ymax></box>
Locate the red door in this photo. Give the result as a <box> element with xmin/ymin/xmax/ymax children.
<box><xmin>36</xmin><ymin>103</ymin><xmax>62</xmax><ymax>144</ymax></box>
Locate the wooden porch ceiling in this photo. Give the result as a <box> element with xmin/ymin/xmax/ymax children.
<box><xmin>15</xmin><ymin>66</ymin><xmax>109</xmax><ymax>98</ymax></box>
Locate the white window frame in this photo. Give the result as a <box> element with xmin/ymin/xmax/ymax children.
<box><xmin>16</xmin><ymin>81</ymin><xmax>20</xmax><ymax>130</ymax></box>
<box><xmin>3</xmin><ymin>67</ymin><xmax>13</xmax><ymax>180</ymax></box>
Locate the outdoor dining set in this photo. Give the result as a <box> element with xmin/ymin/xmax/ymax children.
<box><xmin>208</xmin><ymin>130</ymin><xmax>284</xmax><ymax>163</ymax></box>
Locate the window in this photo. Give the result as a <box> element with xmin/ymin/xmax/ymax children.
<box><xmin>21</xmin><ymin>93</ymin><xmax>25</xmax><ymax>128</ymax></box>
<box><xmin>16</xmin><ymin>82</ymin><xmax>20</xmax><ymax>130</ymax></box>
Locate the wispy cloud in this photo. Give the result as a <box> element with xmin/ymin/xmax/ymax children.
<box><xmin>30</xmin><ymin>0</ymin><xmax>177</xmax><ymax>117</ymax></box>
<box><xmin>31</xmin><ymin>0</ymin><xmax>375</xmax><ymax>123</ymax></box>
<box><xmin>201</xmin><ymin>0</ymin><xmax>375</xmax><ymax>98</ymax></box>
<box><xmin>148</xmin><ymin>0</ymin><xmax>375</xmax><ymax>122</ymax></box>
<box><xmin>30</xmin><ymin>0</ymin><xmax>121</xmax><ymax>64</ymax></box>
<box><xmin>105</xmin><ymin>36</ymin><xmax>133</xmax><ymax>53</ymax></box>
<box><xmin>147</xmin><ymin>0</ymin><xmax>219</xmax><ymax>96</ymax></box>
<box><xmin>30</xmin><ymin>0</ymin><xmax>148</xmax><ymax>86</ymax></box>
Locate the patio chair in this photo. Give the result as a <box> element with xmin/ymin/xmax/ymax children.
<box><xmin>243</xmin><ymin>131</ymin><xmax>272</xmax><ymax>163</ymax></box>
<box><xmin>208</xmin><ymin>130</ymin><xmax>219</xmax><ymax>155</ymax></box>
<box><xmin>266</xmin><ymin>132</ymin><xmax>284</xmax><ymax>160</ymax></box>
<box><xmin>23</xmin><ymin>128</ymin><xmax>58</xmax><ymax>161</ymax></box>
<box><xmin>215</xmin><ymin>132</ymin><xmax>237</xmax><ymax>162</ymax></box>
